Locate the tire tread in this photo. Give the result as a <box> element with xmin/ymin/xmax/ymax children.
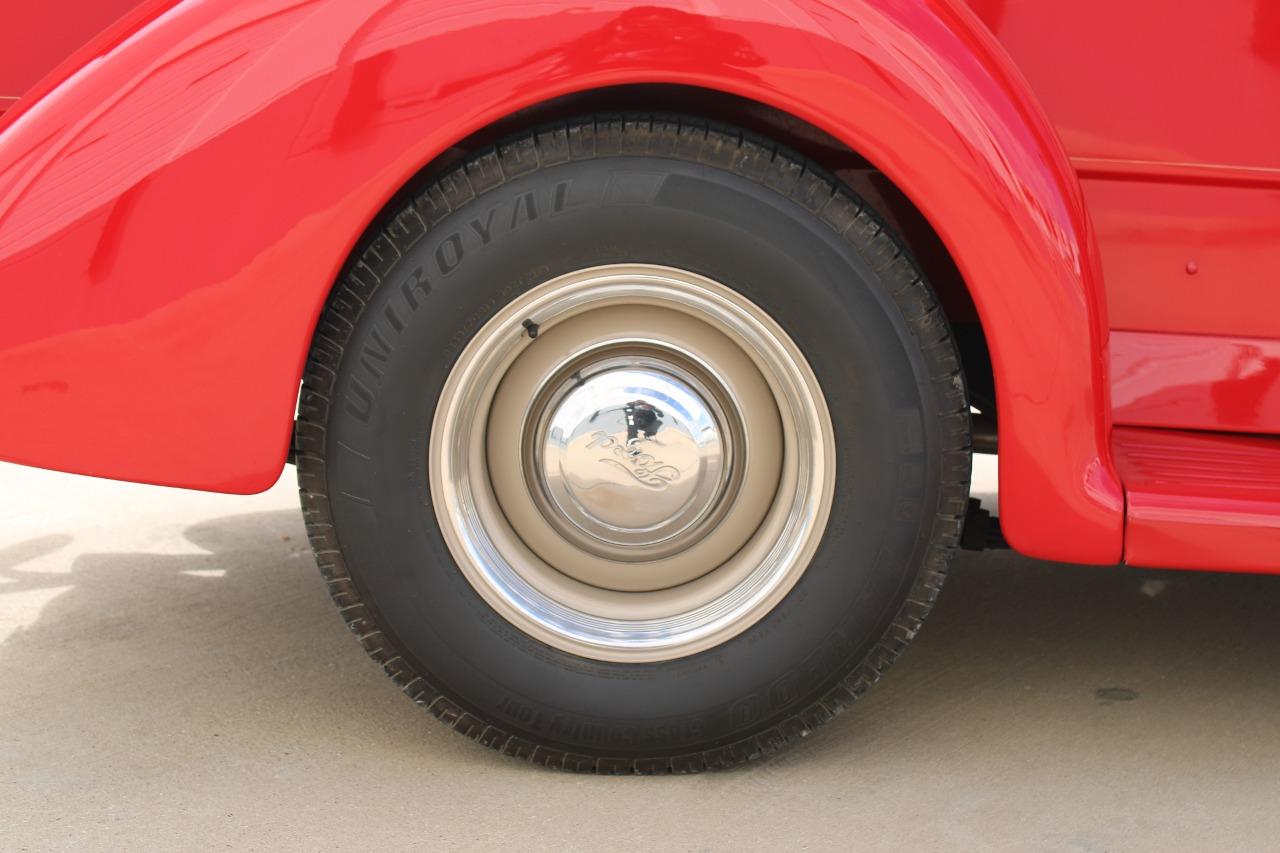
<box><xmin>295</xmin><ymin>113</ymin><xmax>971</xmax><ymax>774</ymax></box>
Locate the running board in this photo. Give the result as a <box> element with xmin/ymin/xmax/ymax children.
<box><xmin>1113</xmin><ymin>427</ymin><xmax>1280</xmax><ymax>572</ymax></box>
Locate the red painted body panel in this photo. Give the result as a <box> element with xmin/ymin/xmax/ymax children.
<box><xmin>969</xmin><ymin>0</ymin><xmax>1280</xmax><ymax>372</ymax></box>
<box><xmin>0</xmin><ymin>1</ymin><xmax>144</xmax><ymax>99</ymax></box>
<box><xmin>967</xmin><ymin>0</ymin><xmax>1280</xmax><ymax>572</ymax></box>
<box><xmin>1112</xmin><ymin>331</ymin><xmax>1280</xmax><ymax>436</ymax></box>
<box><xmin>965</xmin><ymin>1</ymin><xmax>1280</xmax><ymax>170</ymax></box>
<box><xmin>1114</xmin><ymin>428</ymin><xmax>1280</xmax><ymax>573</ymax></box>
<box><xmin>1083</xmin><ymin>177</ymin><xmax>1280</xmax><ymax>340</ymax></box>
<box><xmin>0</xmin><ymin>0</ymin><xmax>1125</xmax><ymax>561</ymax></box>
<box><xmin>12</xmin><ymin>0</ymin><xmax>1280</xmax><ymax>570</ymax></box>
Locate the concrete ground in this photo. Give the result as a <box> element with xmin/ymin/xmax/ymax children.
<box><xmin>2</xmin><ymin>455</ymin><xmax>1278</xmax><ymax>852</ymax></box>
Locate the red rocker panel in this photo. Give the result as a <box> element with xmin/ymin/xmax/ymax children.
<box><xmin>1114</xmin><ymin>427</ymin><xmax>1280</xmax><ymax>573</ymax></box>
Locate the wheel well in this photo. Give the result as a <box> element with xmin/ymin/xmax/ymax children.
<box><xmin>367</xmin><ymin>83</ymin><xmax>998</xmax><ymax>448</ymax></box>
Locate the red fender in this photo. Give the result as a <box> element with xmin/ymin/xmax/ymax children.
<box><xmin>0</xmin><ymin>0</ymin><xmax>1124</xmax><ymax>562</ymax></box>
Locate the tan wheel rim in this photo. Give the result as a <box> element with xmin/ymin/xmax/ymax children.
<box><xmin>429</xmin><ymin>265</ymin><xmax>835</xmax><ymax>662</ymax></box>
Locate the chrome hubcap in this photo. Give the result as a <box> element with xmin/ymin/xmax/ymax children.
<box><xmin>429</xmin><ymin>264</ymin><xmax>835</xmax><ymax>662</ymax></box>
<box><xmin>531</xmin><ymin>353</ymin><xmax>738</xmax><ymax>561</ymax></box>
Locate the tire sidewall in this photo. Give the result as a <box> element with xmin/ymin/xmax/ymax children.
<box><xmin>323</xmin><ymin>154</ymin><xmax>944</xmax><ymax>756</ymax></box>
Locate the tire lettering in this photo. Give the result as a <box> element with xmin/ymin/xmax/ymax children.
<box><xmin>352</xmin><ymin>177</ymin><xmax>575</xmax><ymax>405</ymax></box>
<box><xmin>360</xmin><ymin>327</ymin><xmax>393</xmax><ymax>379</ymax></box>
<box><xmin>510</xmin><ymin>190</ymin><xmax>538</xmax><ymax>229</ymax></box>
<box><xmin>401</xmin><ymin>264</ymin><xmax>431</xmax><ymax>310</ymax></box>
<box><xmin>435</xmin><ymin>232</ymin><xmax>464</xmax><ymax>275</ymax></box>
<box><xmin>344</xmin><ymin>376</ymin><xmax>375</xmax><ymax>423</ymax></box>
<box><xmin>495</xmin><ymin>695</ymin><xmax>703</xmax><ymax>747</ymax></box>
<box><xmin>468</xmin><ymin>208</ymin><xmax>497</xmax><ymax>245</ymax></box>
<box><xmin>382</xmin><ymin>301</ymin><xmax>404</xmax><ymax>334</ymax></box>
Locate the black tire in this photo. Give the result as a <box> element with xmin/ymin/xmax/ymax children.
<box><xmin>296</xmin><ymin>115</ymin><xmax>970</xmax><ymax>773</ymax></box>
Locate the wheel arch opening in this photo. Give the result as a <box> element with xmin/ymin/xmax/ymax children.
<box><xmin>314</xmin><ymin>83</ymin><xmax>997</xmax><ymax>453</ymax></box>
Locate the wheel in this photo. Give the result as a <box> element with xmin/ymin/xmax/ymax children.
<box><xmin>296</xmin><ymin>115</ymin><xmax>970</xmax><ymax>773</ymax></box>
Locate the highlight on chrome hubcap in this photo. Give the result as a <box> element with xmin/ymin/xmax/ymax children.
<box><xmin>430</xmin><ymin>265</ymin><xmax>835</xmax><ymax>662</ymax></box>
<box><xmin>531</xmin><ymin>351</ymin><xmax>739</xmax><ymax>561</ymax></box>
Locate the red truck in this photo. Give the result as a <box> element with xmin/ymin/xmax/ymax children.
<box><xmin>2</xmin><ymin>0</ymin><xmax>1278</xmax><ymax>772</ymax></box>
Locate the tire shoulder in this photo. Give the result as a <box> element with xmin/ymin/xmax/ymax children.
<box><xmin>296</xmin><ymin>113</ymin><xmax>971</xmax><ymax>774</ymax></box>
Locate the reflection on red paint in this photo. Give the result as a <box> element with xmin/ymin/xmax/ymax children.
<box><xmin>34</xmin><ymin>0</ymin><xmax>1280</xmax><ymax>563</ymax></box>
<box><xmin>1212</xmin><ymin>346</ymin><xmax>1280</xmax><ymax>428</ymax></box>
<box><xmin>1113</xmin><ymin>331</ymin><xmax>1280</xmax><ymax>435</ymax></box>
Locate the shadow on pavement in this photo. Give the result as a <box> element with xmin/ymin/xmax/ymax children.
<box><xmin>3</xmin><ymin>507</ymin><xmax>1280</xmax><ymax>778</ymax></box>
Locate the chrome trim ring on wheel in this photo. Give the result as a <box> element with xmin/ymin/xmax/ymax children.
<box><xmin>429</xmin><ymin>264</ymin><xmax>835</xmax><ymax>662</ymax></box>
